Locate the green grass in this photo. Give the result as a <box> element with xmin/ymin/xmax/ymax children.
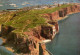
<box><xmin>0</xmin><ymin>4</ymin><xmax>72</xmax><ymax>33</ymax></box>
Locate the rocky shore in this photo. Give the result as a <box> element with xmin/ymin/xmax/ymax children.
<box><xmin>0</xmin><ymin>4</ymin><xmax>80</xmax><ymax>55</ymax></box>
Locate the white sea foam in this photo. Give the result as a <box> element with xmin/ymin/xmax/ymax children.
<box><xmin>42</xmin><ymin>39</ymin><xmax>51</xmax><ymax>43</ymax></box>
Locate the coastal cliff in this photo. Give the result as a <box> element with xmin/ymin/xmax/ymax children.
<box><xmin>1</xmin><ymin>22</ymin><xmax>59</xmax><ymax>55</ymax></box>
<box><xmin>44</xmin><ymin>5</ymin><xmax>80</xmax><ymax>21</ymax></box>
<box><xmin>0</xmin><ymin>4</ymin><xmax>80</xmax><ymax>55</ymax></box>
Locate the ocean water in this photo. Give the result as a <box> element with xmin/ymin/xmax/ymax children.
<box><xmin>46</xmin><ymin>13</ymin><xmax>80</xmax><ymax>55</ymax></box>
<box><xmin>0</xmin><ymin>0</ymin><xmax>80</xmax><ymax>10</ymax></box>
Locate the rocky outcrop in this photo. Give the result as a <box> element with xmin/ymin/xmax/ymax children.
<box><xmin>59</xmin><ymin>5</ymin><xmax>80</xmax><ymax>17</ymax></box>
<box><xmin>41</xmin><ymin>21</ymin><xmax>59</xmax><ymax>40</ymax></box>
<box><xmin>1</xmin><ymin>25</ymin><xmax>39</xmax><ymax>54</ymax></box>
<box><xmin>44</xmin><ymin>11</ymin><xmax>59</xmax><ymax>20</ymax></box>
<box><xmin>1</xmin><ymin>25</ymin><xmax>15</xmax><ymax>36</ymax></box>
<box><xmin>1</xmin><ymin>21</ymin><xmax>59</xmax><ymax>55</ymax></box>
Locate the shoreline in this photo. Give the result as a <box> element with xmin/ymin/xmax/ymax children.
<box><xmin>55</xmin><ymin>12</ymin><xmax>80</xmax><ymax>21</ymax></box>
<box><xmin>45</xmin><ymin>12</ymin><xmax>80</xmax><ymax>55</ymax></box>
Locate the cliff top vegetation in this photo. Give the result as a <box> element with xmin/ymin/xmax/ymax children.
<box><xmin>0</xmin><ymin>4</ymin><xmax>72</xmax><ymax>34</ymax></box>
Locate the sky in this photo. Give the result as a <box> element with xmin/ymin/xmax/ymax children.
<box><xmin>0</xmin><ymin>0</ymin><xmax>80</xmax><ymax>10</ymax></box>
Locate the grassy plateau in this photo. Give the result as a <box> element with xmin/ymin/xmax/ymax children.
<box><xmin>0</xmin><ymin>4</ymin><xmax>72</xmax><ymax>34</ymax></box>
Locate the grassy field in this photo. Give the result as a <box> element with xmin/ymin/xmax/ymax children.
<box><xmin>0</xmin><ymin>4</ymin><xmax>72</xmax><ymax>34</ymax></box>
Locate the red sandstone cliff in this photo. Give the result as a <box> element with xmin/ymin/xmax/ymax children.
<box><xmin>1</xmin><ymin>5</ymin><xmax>80</xmax><ymax>55</ymax></box>
<box><xmin>44</xmin><ymin>5</ymin><xmax>80</xmax><ymax>21</ymax></box>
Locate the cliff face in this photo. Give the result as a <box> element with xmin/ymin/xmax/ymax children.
<box><xmin>41</xmin><ymin>21</ymin><xmax>59</xmax><ymax>40</ymax></box>
<box><xmin>1</xmin><ymin>22</ymin><xmax>58</xmax><ymax>55</ymax></box>
<box><xmin>1</xmin><ymin>25</ymin><xmax>40</xmax><ymax>55</ymax></box>
<box><xmin>1</xmin><ymin>5</ymin><xmax>80</xmax><ymax>55</ymax></box>
<box><xmin>44</xmin><ymin>5</ymin><xmax>80</xmax><ymax>21</ymax></box>
<box><xmin>44</xmin><ymin>11</ymin><xmax>59</xmax><ymax>21</ymax></box>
